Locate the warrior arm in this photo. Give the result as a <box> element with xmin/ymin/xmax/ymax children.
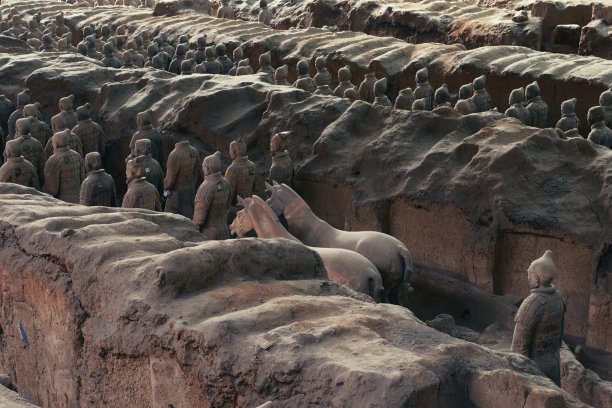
<box><xmin>43</xmin><ymin>158</ymin><xmax>60</xmax><ymax>197</ymax></box>
<box><xmin>193</xmin><ymin>184</ymin><xmax>214</xmax><ymax>227</ymax></box>
<box><xmin>511</xmin><ymin>295</ymin><xmax>541</xmax><ymax>357</ymax></box>
<box><xmin>163</xmin><ymin>151</ymin><xmax>178</xmax><ymax>191</ymax></box>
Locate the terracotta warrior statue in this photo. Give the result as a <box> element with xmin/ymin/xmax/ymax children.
<box><xmin>274</xmin><ymin>64</ymin><xmax>290</xmax><ymax>85</ymax></box>
<box><xmin>314</xmin><ymin>83</ymin><xmax>333</xmax><ymax>96</ymax></box>
<box><xmin>129</xmin><ymin>109</ymin><xmax>163</xmax><ymax>166</ymax></box>
<box><xmin>257</xmin><ymin>51</ymin><xmax>274</xmax><ymax>84</ymax></box>
<box><xmin>268</xmin><ymin>131</ymin><xmax>293</xmax><ymax>187</ymax></box>
<box><xmin>394</xmin><ymin>87</ymin><xmax>416</xmax><ymax>111</ymax></box>
<box><xmin>194</xmin><ymin>36</ymin><xmax>207</xmax><ymax>64</ymax></box>
<box><xmin>433</xmin><ymin>84</ymin><xmax>451</xmax><ymax>110</ymax></box>
<box><xmin>411</xmin><ymin>98</ymin><xmax>427</xmax><ymax>111</ymax></box>
<box><xmin>225</xmin><ymin>138</ymin><xmax>256</xmax><ymax>205</ymax></box>
<box><xmin>599</xmin><ymin>88</ymin><xmax>612</xmax><ymax>129</ymax></box>
<box><xmin>193</xmin><ymin>151</ymin><xmax>232</xmax><ymax>239</ymax></box>
<box><xmin>43</xmin><ymin>130</ymin><xmax>85</xmax><ymax>204</ymax></box>
<box><xmin>333</xmin><ymin>66</ymin><xmax>357</xmax><ymax>98</ymax></box>
<box><xmin>293</xmin><ymin>59</ymin><xmax>316</xmax><ymax>93</ymax></box>
<box><xmin>169</xmin><ymin>43</ymin><xmax>188</xmax><ymax>75</ymax></box>
<box><xmin>163</xmin><ymin>140</ymin><xmax>203</xmax><ymax>219</ymax></box>
<box><xmin>72</xmin><ymin>103</ymin><xmax>106</xmax><ymax>157</ymax></box>
<box><xmin>102</xmin><ymin>42</ymin><xmax>122</xmax><ymax>68</ymax></box>
<box><xmin>555</xmin><ymin>98</ymin><xmax>580</xmax><ymax>132</ymax></box>
<box><xmin>79</xmin><ymin>152</ymin><xmax>116</xmax><ymax>207</ymax></box>
<box><xmin>11</xmin><ymin>118</ymin><xmax>45</xmax><ymax>185</ymax></box>
<box><xmin>471</xmin><ymin>75</ymin><xmax>493</xmax><ymax>112</ymax></box>
<box><xmin>525</xmin><ymin>81</ymin><xmax>549</xmax><ymax>128</ymax></box>
<box><xmin>7</xmin><ymin>88</ymin><xmax>31</xmax><ymax>140</ymax></box>
<box><xmin>23</xmin><ymin>103</ymin><xmax>51</xmax><ymax>147</ymax></box>
<box><xmin>313</xmin><ymin>55</ymin><xmax>331</xmax><ymax>87</ymax></box>
<box><xmin>122</xmin><ymin>156</ymin><xmax>162</xmax><ymax>211</ymax></box>
<box><xmin>587</xmin><ymin>106</ymin><xmax>612</xmax><ymax>148</ymax></box>
<box><xmin>258</xmin><ymin>0</ymin><xmax>273</xmax><ymax>26</ymax></box>
<box><xmin>372</xmin><ymin>78</ymin><xmax>392</xmax><ymax>107</ymax></box>
<box><xmin>45</xmin><ymin>115</ymin><xmax>83</xmax><ymax>160</ymax></box>
<box><xmin>202</xmin><ymin>46</ymin><xmax>221</xmax><ymax>74</ymax></box>
<box><xmin>511</xmin><ymin>250</ymin><xmax>565</xmax><ymax>386</ymax></box>
<box><xmin>217</xmin><ymin>0</ymin><xmax>234</xmax><ymax>19</ymax></box>
<box><xmin>454</xmin><ymin>84</ymin><xmax>476</xmax><ymax>115</ymax></box>
<box><xmin>504</xmin><ymin>87</ymin><xmax>530</xmax><ymax>125</ymax></box>
<box><xmin>0</xmin><ymin>94</ymin><xmax>14</xmax><ymax>137</ymax></box>
<box><xmin>0</xmin><ymin>139</ymin><xmax>39</xmax><ymax>190</ymax></box>
<box><xmin>358</xmin><ymin>72</ymin><xmax>377</xmax><ymax>103</ymax></box>
<box><xmin>236</xmin><ymin>59</ymin><xmax>253</xmax><ymax>76</ymax></box>
<box><xmin>216</xmin><ymin>43</ymin><xmax>233</xmax><ymax>75</ymax></box>
<box><xmin>414</xmin><ymin>67</ymin><xmax>434</xmax><ymax>111</ymax></box>
<box><xmin>228</xmin><ymin>46</ymin><xmax>243</xmax><ymax>75</ymax></box>
<box><xmin>51</xmin><ymin>95</ymin><xmax>78</xmax><ymax>132</ymax></box>
<box><xmin>41</xmin><ymin>34</ymin><xmax>57</xmax><ymax>52</ymax></box>
<box><xmin>134</xmin><ymin>138</ymin><xmax>164</xmax><ymax>197</ymax></box>
<box><xmin>55</xmin><ymin>13</ymin><xmax>70</xmax><ymax>37</ymax></box>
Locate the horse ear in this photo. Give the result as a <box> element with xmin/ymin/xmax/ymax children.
<box><xmin>264</xmin><ymin>181</ymin><xmax>273</xmax><ymax>192</ymax></box>
<box><xmin>272</xmin><ymin>180</ymin><xmax>280</xmax><ymax>187</ymax></box>
<box><xmin>237</xmin><ymin>195</ymin><xmax>246</xmax><ymax>207</ymax></box>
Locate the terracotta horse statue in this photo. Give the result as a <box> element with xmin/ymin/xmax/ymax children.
<box><xmin>265</xmin><ymin>182</ymin><xmax>414</xmax><ymax>304</ymax></box>
<box><xmin>229</xmin><ymin>195</ymin><xmax>384</xmax><ymax>302</ymax></box>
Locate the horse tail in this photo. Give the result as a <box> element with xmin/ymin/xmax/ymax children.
<box><xmin>398</xmin><ymin>245</ymin><xmax>414</xmax><ymax>297</ymax></box>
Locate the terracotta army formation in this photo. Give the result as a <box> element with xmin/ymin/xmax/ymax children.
<box><xmin>504</xmin><ymin>87</ymin><xmax>530</xmax><ymax>125</ymax></box>
<box><xmin>333</xmin><ymin>66</ymin><xmax>357</xmax><ymax>98</ymax></box>
<box><xmin>257</xmin><ymin>51</ymin><xmax>275</xmax><ymax>83</ymax></box>
<box><xmin>72</xmin><ymin>103</ymin><xmax>106</xmax><ymax>157</ymax></box>
<box><xmin>225</xmin><ymin>138</ymin><xmax>256</xmax><ymax>206</ymax></box>
<box><xmin>555</xmin><ymin>98</ymin><xmax>580</xmax><ymax>132</ymax></box>
<box><xmin>0</xmin><ymin>139</ymin><xmax>39</xmax><ymax>189</ymax></box>
<box><xmin>43</xmin><ymin>130</ymin><xmax>85</xmax><ymax>204</ymax></box>
<box><xmin>454</xmin><ymin>84</ymin><xmax>476</xmax><ymax>115</ymax></box>
<box><xmin>268</xmin><ymin>132</ymin><xmax>293</xmax><ymax>187</ymax></box>
<box><xmin>512</xmin><ymin>250</ymin><xmax>565</xmax><ymax>385</ymax></box>
<box><xmin>358</xmin><ymin>72</ymin><xmax>377</xmax><ymax>103</ymax></box>
<box><xmin>414</xmin><ymin>67</ymin><xmax>434</xmax><ymax>111</ymax></box>
<box><xmin>293</xmin><ymin>59</ymin><xmax>316</xmax><ymax>93</ymax></box>
<box><xmin>525</xmin><ymin>81</ymin><xmax>549</xmax><ymax>128</ymax></box>
<box><xmin>258</xmin><ymin>0</ymin><xmax>273</xmax><ymax>26</ymax></box>
<box><xmin>79</xmin><ymin>152</ymin><xmax>116</xmax><ymax>206</ymax></box>
<box><xmin>471</xmin><ymin>75</ymin><xmax>493</xmax><ymax>112</ymax></box>
<box><xmin>587</xmin><ymin>106</ymin><xmax>612</xmax><ymax>148</ymax></box>
<box><xmin>134</xmin><ymin>138</ymin><xmax>164</xmax><ymax>197</ymax></box>
<box><xmin>122</xmin><ymin>156</ymin><xmax>162</xmax><ymax>211</ymax></box>
<box><xmin>163</xmin><ymin>140</ymin><xmax>203</xmax><ymax>219</ymax></box>
<box><xmin>193</xmin><ymin>151</ymin><xmax>232</xmax><ymax>239</ymax></box>
<box><xmin>372</xmin><ymin>78</ymin><xmax>392</xmax><ymax>107</ymax></box>
<box><xmin>394</xmin><ymin>87</ymin><xmax>416</xmax><ymax>111</ymax></box>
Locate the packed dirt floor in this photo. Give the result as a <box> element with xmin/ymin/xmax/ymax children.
<box><xmin>0</xmin><ymin>0</ymin><xmax>610</xmax><ymax>407</ymax></box>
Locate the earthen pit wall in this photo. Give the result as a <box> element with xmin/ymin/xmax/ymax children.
<box><xmin>294</xmin><ymin>179</ymin><xmax>601</xmax><ymax>348</ymax></box>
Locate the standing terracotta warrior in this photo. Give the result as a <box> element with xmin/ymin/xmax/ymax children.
<box><xmin>0</xmin><ymin>139</ymin><xmax>39</xmax><ymax>189</ymax></box>
<box><xmin>55</xmin><ymin>13</ymin><xmax>70</xmax><ymax>37</ymax></box>
<box><xmin>122</xmin><ymin>156</ymin><xmax>162</xmax><ymax>211</ymax></box>
<box><xmin>313</xmin><ymin>56</ymin><xmax>331</xmax><ymax>87</ymax></box>
<box><xmin>257</xmin><ymin>51</ymin><xmax>275</xmax><ymax>83</ymax></box>
<box><xmin>372</xmin><ymin>78</ymin><xmax>392</xmax><ymax>107</ymax></box>
<box><xmin>43</xmin><ymin>130</ymin><xmax>85</xmax><ymax>204</ymax></box>
<box><xmin>216</xmin><ymin>44</ymin><xmax>233</xmax><ymax>74</ymax></box>
<box><xmin>433</xmin><ymin>84</ymin><xmax>451</xmax><ymax>109</ymax></box>
<box><xmin>194</xmin><ymin>36</ymin><xmax>207</xmax><ymax>64</ymax></box>
<box><xmin>72</xmin><ymin>103</ymin><xmax>106</xmax><ymax>157</ymax></box>
<box><xmin>599</xmin><ymin>89</ymin><xmax>612</xmax><ymax>129</ymax></box>
<box><xmin>454</xmin><ymin>84</ymin><xmax>476</xmax><ymax>115</ymax></box>
<box><xmin>79</xmin><ymin>152</ymin><xmax>116</xmax><ymax>206</ymax></box>
<box><xmin>258</xmin><ymin>0</ymin><xmax>273</xmax><ymax>26</ymax></box>
<box><xmin>134</xmin><ymin>138</ymin><xmax>164</xmax><ymax>197</ymax></box>
<box><xmin>358</xmin><ymin>72</ymin><xmax>377</xmax><ymax>103</ymax></box>
<box><xmin>228</xmin><ymin>46</ymin><xmax>243</xmax><ymax>75</ymax></box>
<box><xmin>504</xmin><ymin>87</ymin><xmax>530</xmax><ymax>125</ymax></box>
<box><xmin>555</xmin><ymin>98</ymin><xmax>580</xmax><ymax>132</ymax></box>
<box><xmin>225</xmin><ymin>138</ymin><xmax>256</xmax><ymax>205</ymax></box>
<box><xmin>471</xmin><ymin>75</ymin><xmax>493</xmax><ymax>112</ymax></box>
<box><xmin>51</xmin><ymin>95</ymin><xmax>78</xmax><ymax>132</ymax></box>
<box><xmin>129</xmin><ymin>110</ymin><xmax>163</xmax><ymax>166</ymax></box>
<box><xmin>202</xmin><ymin>46</ymin><xmax>221</xmax><ymax>74</ymax></box>
<box><xmin>46</xmin><ymin>115</ymin><xmax>83</xmax><ymax>159</ymax></box>
<box><xmin>525</xmin><ymin>81</ymin><xmax>549</xmax><ymax>128</ymax></box>
<box><xmin>23</xmin><ymin>103</ymin><xmax>51</xmax><ymax>147</ymax></box>
<box><xmin>414</xmin><ymin>67</ymin><xmax>434</xmax><ymax>111</ymax></box>
<box><xmin>587</xmin><ymin>106</ymin><xmax>612</xmax><ymax>148</ymax></box>
<box><xmin>236</xmin><ymin>59</ymin><xmax>253</xmax><ymax>76</ymax></box>
<box><xmin>268</xmin><ymin>132</ymin><xmax>293</xmax><ymax>187</ymax></box>
<box><xmin>0</xmin><ymin>94</ymin><xmax>15</xmax><ymax>137</ymax></box>
<box><xmin>293</xmin><ymin>60</ymin><xmax>316</xmax><ymax>93</ymax></box>
<box><xmin>7</xmin><ymin>88</ymin><xmax>31</xmax><ymax>140</ymax></box>
<box><xmin>274</xmin><ymin>65</ymin><xmax>290</xmax><ymax>85</ymax></box>
<box><xmin>163</xmin><ymin>140</ymin><xmax>203</xmax><ymax>218</ymax></box>
<box><xmin>394</xmin><ymin>87</ymin><xmax>416</xmax><ymax>111</ymax></box>
<box><xmin>193</xmin><ymin>151</ymin><xmax>232</xmax><ymax>239</ymax></box>
<box><xmin>217</xmin><ymin>0</ymin><xmax>234</xmax><ymax>19</ymax></box>
<box><xmin>333</xmin><ymin>66</ymin><xmax>357</xmax><ymax>98</ymax></box>
<box><xmin>11</xmin><ymin>118</ymin><xmax>45</xmax><ymax>185</ymax></box>
<box><xmin>169</xmin><ymin>43</ymin><xmax>188</xmax><ymax>75</ymax></box>
<box><xmin>511</xmin><ymin>250</ymin><xmax>565</xmax><ymax>385</ymax></box>
<box><xmin>102</xmin><ymin>42</ymin><xmax>122</xmax><ymax>68</ymax></box>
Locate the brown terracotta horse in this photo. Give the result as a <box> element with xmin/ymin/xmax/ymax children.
<box><xmin>266</xmin><ymin>182</ymin><xmax>414</xmax><ymax>304</ymax></box>
<box><xmin>229</xmin><ymin>195</ymin><xmax>384</xmax><ymax>302</ymax></box>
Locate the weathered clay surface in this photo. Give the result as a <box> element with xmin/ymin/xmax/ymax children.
<box><xmin>0</xmin><ymin>184</ymin><xmax>591</xmax><ymax>408</ymax></box>
<box><xmin>0</xmin><ymin>384</ymin><xmax>38</xmax><ymax>408</ymax></box>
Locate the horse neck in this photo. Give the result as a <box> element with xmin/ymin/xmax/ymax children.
<box><xmin>282</xmin><ymin>195</ymin><xmax>329</xmax><ymax>236</ymax></box>
<box><xmin>249</xmin><ymin>206</ymin><xmax>299</xmax><ymax>242</ymax></box>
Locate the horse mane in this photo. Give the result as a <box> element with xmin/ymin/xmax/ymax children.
<box><xmin>247</xmin><ymin>195</ymin><xmax>299</xmax><ymax>242</ymax></box>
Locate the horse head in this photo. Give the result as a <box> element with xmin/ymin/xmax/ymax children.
<box><xmin>265</xmin><ymin>181</ymin><xmax>303</xmax><ymax>216</ymax></box>
<box><xmin>229</xmin><ymin>196</ymin><xmax>255</xmax><ymax>237</ymax></box>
